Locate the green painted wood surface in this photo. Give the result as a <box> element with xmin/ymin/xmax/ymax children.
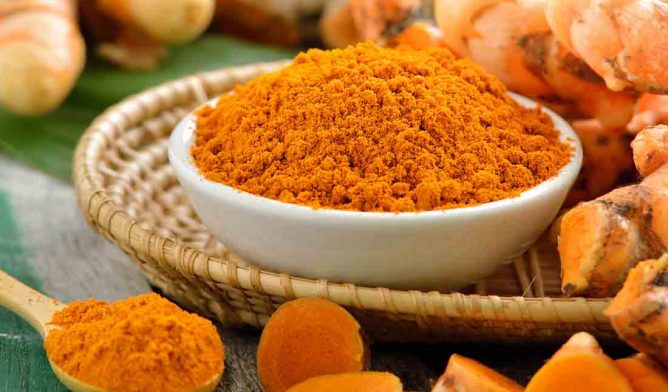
<box><xmin>0</xmin><ymin>36</ymin><xmax>294</xmax><ymax>182</ymax></box>
<box><xmin>0</xmin><ymin>192</ymin><xmax>66</xmax><ymax>391</ymax></box>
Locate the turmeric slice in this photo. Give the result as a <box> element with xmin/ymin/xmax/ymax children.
<box><xmin>431</xmin><ymin>354</ymin><xmax>523</xmax><ymax>392</ymax></box>
<box><xmin>616</xmin><ymin>354</ymin><xmax>668</xmax><ymax>392</ymax></box>
<box><xmin>606</xmin><ymin>257</ymin><xmax>668</xmax><ymax>364</ymax></box>
<box><xmin>257</xmin><ymin>298</ymin><xmax>369</xmax><ymax>392</ymax></box>
<box><xmin>559</xmin><ymin>125</ymin><xmax>668</xmax><ymax>297</ymax></box>
<box><xmin>526</xmin><ymin>332</ymin><xmax>633</xmax><ymax>392</ymax></box>
<box><xmin>286</xmin><ymin>372</ymin><xmax>402</xmax><ymax>392</ymax></box>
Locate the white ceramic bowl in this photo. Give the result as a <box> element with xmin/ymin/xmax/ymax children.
<box><xmin>169</xmin><ymin>93</ymin><xmax>582</xmax><ymax>291</ymax></box>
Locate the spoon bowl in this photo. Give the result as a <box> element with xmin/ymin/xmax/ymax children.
<box><xmin>50</xmin><ymin>361</ymin><xmax>106</xmax><ymax>392</ymax></box>
<box><xmin>0</xmin><ymin>270</ymin><xmax>223</xmax><ymax>392</ymax></box>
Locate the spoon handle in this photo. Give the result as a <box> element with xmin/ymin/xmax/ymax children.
<box><xmin>0</xmin><ymin>269</ymin><xmax>63</xmax><ymax>337</ymax></box>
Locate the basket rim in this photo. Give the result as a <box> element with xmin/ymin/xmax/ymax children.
<box><xmin>72</xmin><ymin>61</ymin><xmax>612</xmax><ymax>327</ymax></box>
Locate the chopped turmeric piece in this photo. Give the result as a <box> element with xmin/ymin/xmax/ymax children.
<box><xmin>431</xmin><ymin>354</ymin><xmax>523</xmax><ymax>392</ymax></box>
<box><xmin>559</xmin><ymin>126</ymin><xmax>668</xmax><ymax>297</ymax></box>
<box><xmin>257</xmin><ymin>298</ymin><xmax>368</xmax><ymax>392</ymax></box>
<box><xmin>286</xmin><ymin>372</ymin><xmax>403</xmax><ymax>392</ymax></box>
<box><xmin>526</xmin><ymin>332</ymin><xmax>633</xmax><ymax>392</ymax></box>
<box><xmin>616</xmin><ymin>354</ymin><xmax>668</xmax><ymax>392</ymax></box>
<box><xmin>606</xmin><ymin>257</ymin><xmax>668</xmax><ymax>364</ymax></box>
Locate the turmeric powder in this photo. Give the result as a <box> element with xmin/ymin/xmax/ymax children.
<box><xmin>193</xmin><ymin>42</ymin><xmax>570</xmax><ymax>212</ymax></box>
<box><xmin>44</xmin><ymin>293</ymin><xmax>225</xmax><ymax>392</ymax></box>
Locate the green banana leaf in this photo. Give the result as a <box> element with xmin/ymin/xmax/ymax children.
<box><xmin>0</xmin><ymin>36</ymin><xmax>295</xmax><ymax>181</ymax></box>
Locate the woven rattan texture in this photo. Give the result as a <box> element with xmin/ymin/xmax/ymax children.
<box><xmin>73</xmin><ymin>61</ymin><xmax>614</xmax><ymax>343</ymax></box>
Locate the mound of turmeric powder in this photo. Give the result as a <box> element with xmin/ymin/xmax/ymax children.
<box><xmin>44</xmin><ymin>293</ymin><xmax>224</xmax><ymax>392</ymax></box>
<box><xmin>193</xmin><ymin>42</ymin><xmax>571</xmax><ymax>212</ymax></box>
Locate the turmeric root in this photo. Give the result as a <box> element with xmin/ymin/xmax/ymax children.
<box><xmin>628</xmin><ymin>94</ymin><xmax>668</xmax><ymax>134</ymax></box>
<box><xmin>606</xmin><ymin>257</ymin><xmax>668</xmax><ymax>365</ymax></box>
<box><xmin>96</xmin><ymin>0</ymin><xmax>214</xmax><ymax>44</ymax></box>
<box><xmin>564</xmin><ymin>119</ymin><xmax>634</xmax><ymax>206</ymax></box>
<box><xmin>348</xmin><ymin>0</ymin><xmax>422</xmax><ymax>42</ymax></box>
<box><xmin>433</xmin><ymin>0</ymin><xmax>636</xmax><ymax>128</ymax></box>
<box><xmin>632</xmin><ymin>125</ymin><xmax>668</xmax><ymax>178</ymax></box>
<box><xmin>286</xmin><ymin>372</ymin><xmax>403</xmax><ymax>392</ymax></box>
<box><xmin>257</xmin><ymin>298</ymin><xmax>369</xmax><ymax>392</ymax></box>
<box><xmin>320</xmin><ymin>0</ymin><xmax>425</xmax><ymax>48</ymax></box>
<box><xmin>559</xmin><ymin>125</ymin><xmax>668</xmax><ymax>297</ymax></box>
<box><xmin>80</xmin><ymin>0</ymin><xmax>214</xmax><ymax>70</ymax></box>
<box><xmin>212</xmin><ymin>0</ymin><xmax>325</xmax><ymax>47</ymax></box>
<box><xmin>526</xmin><ymin>332</ymin><xmax>633</xmax><ymax>392</ymax></box>
<box><xmin>545</xmin><ymin>0</ymin><xmax>668</xmax><ymax>93</ymax></box>
<box><xmin>616</xmin><ymin>354</ymin><xmax>668</xmax><ymax>392</ymax></box>
<box><xmin>0</xmin><ymin>0</ymin><xmax>85</xmax><ymax>115</ymax></box>
<box><xmin>431</xmin><ymin>354</ymin><xmax>523</xmax><ymax>392</ymax></box>
<box><xmin>518</xmin><ymin>31</ymin><xmax>637</xmax><ymax>129</ymax></box>
<box><xmin>385</xmin><ymin>21</ymin><xmax>443</xmax><ymax>49</ymax></box>
<box><xmin>320</xmin><ymin>0</ymin><xmax>363</xmax><ymax>48</ymax></box>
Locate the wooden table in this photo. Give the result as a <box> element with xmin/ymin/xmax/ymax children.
<box><xmin>0</xmin><ymin>156</ymin><xmax>631</xmax><ymax>391</ymax></box>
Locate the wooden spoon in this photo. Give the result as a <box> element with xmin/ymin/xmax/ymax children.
<box><xmin>0</xmin><ymin>269</ymin><xmax>223</xmax><ymax>392</ymax></box>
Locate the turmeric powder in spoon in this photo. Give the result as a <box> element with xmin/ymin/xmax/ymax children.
<box><xmin>44</xmin><ymin>293</ymin><xmax>225</xmax><ymax>392</ymax></box>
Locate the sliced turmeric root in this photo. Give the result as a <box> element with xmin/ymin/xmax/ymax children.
<box><xmin>286</xmin><ymin>372</ymin><xmax>402</xmax><ymax>392</ymax></box>
<box><xmin>559</xmin><ymin>126</ymin><xmax>668</xmax><ymax>297</ymax></box>
<box><xmin>616</xmin><ymin>354</ymin><xmax>668</xmax><ymax>392</ymax></box>
<box><xmin>526</xmin><ymin>332</ymin><xmax>633</xmax><ymax>392</ymax></box>
<box><xmin>606</xmin><ymin>257</ymin><xmax>668</xmax><ymax>364</ymax></box>
<box><xmin>257</xmin><ymin>298</ymin><xmax>369</xmax><ymax>392</ymax></box>
<box><xmin>431</xmin><ymin>354</ymin><xmax>523</xmax><ymax>392</ymax></box>
<box><xmin>559</xmin><ymin>187</ymin><xmax>642</xmax><ymax>297</ymax></box>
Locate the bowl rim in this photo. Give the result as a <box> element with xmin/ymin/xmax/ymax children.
<box><xmin>169</xmin><ymin>92</ymin><xmax>583</xmax><ymax>222</ymax></box>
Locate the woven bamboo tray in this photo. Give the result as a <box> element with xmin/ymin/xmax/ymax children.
<box><xmin>73</xmin><ymin>60</ymin><xmax>614</xmax><ymax>343</ymax></box>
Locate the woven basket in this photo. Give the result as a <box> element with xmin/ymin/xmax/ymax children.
<box><xmin>73</xmin><ymin>61</ymin><xmax>614</xmax><ymax>343</ymax></box>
